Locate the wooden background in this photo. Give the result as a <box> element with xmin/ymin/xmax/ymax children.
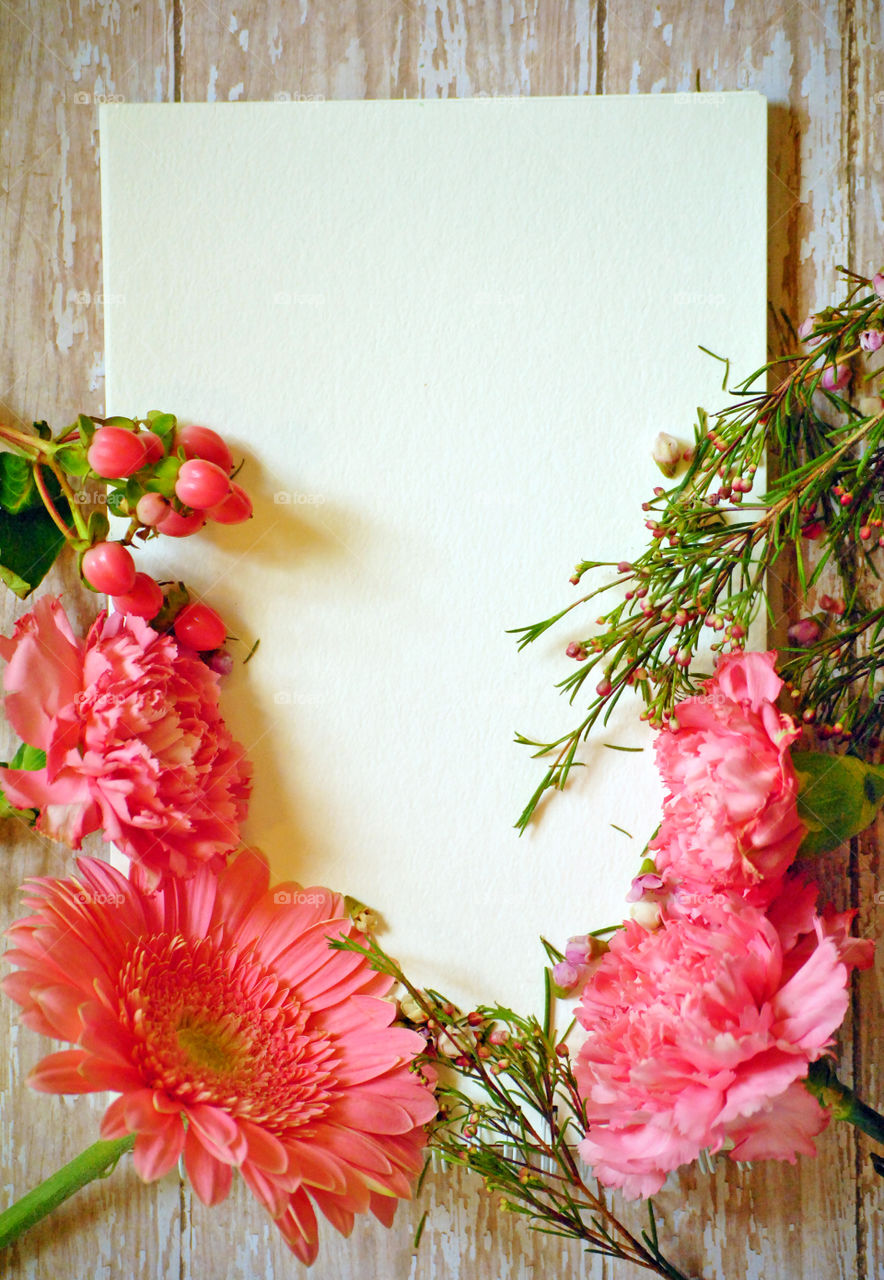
<box><xmin>0</xmin><ymin>2</ymin><xmax>882</xmax><ymax>1277</ymax></box>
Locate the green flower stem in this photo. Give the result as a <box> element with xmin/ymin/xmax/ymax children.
<box><xmin>32</xmin><ymin>463</ymin><xmax>77</xmax><ymax>541</ymax></box>
<box><xmin>806</xmin><ymin>1059</ymin><xmax>884</xmax><ymax>1144</ymax></box>
<box><xmin>0</xmin><ymin>1134</ymin><xmax>136</xmax><ymax>1251</ymax></box>
<box><xmin>45</xmin><ymin>459</ymin><xmax>90</xmax><ymax>541</ymax></box>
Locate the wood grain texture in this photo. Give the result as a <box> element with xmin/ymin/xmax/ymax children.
<box><xmin>0</xmin><ymin>1</ymin><xmax>879</xmax><ymax>1278</ymax></box>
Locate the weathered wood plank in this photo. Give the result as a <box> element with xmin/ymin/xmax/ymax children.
<box><xmin>2</xmin><ymin>1</ymin><xmax>874</xmax><ymax>1277</ymax></box>
<box><xmin>848</xmin><ymin>3</ymin><xmax>884</xmax><ymax>1276</ymax></box>
<box><xmin>0</xmin><ymin>3</ymin><xmax>182</xmax><ymax>1278</ymax></box>
<box><xmin>602</xmin><ymin>4</ymin><xmax>859</xmax><ymax>1279</ymax></box>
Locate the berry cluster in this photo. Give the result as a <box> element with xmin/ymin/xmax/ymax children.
<box><xmin>0</xmin><ymin>412</ymin><xmax>251</xmax><ymax>656</ymax></box>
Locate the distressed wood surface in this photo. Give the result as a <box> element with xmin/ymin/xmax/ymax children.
<box><xmin>0</xmin><ymin>2</ymin><xmax>880</xmax><ymax>1278</ymax></box>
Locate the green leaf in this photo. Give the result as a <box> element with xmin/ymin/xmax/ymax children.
<box><xmin>55</xmin><ymin>446</ymin><xmax>90</xmax><ymax>476</ymax></box>
<box><xmin>7</xmin><ymin>742</ymin><xmax>46</xmax><ymax>770</ymax></box>
<box><xmin>0</xmin><ymin>788</ymin><xmax>37</xmax><ymax>825</ymax></box>
<box><xmin>143</xmin><ymin>455</ymin><xmax>180</xmax><ymax>498</ymax></box>
<box><xmin>0</xmin><ymin>454</ymin><xmax>38</xmax><ymax>513</ymax></box>
<box><xmin>145</xmin><ymin>411</ymin><xmax>176</xmax><ymax>440</ymax></box>
<box><xmin>87</xmin><ymin>509</ymin><xmax>110</xmax><ymax>543</ymax></box>
<box><xmin>106</xmin><ymin>488</ymin><xmax>127</xmax><ymax>517</ymax></box>
<box><xmin>795</xmin><ymin>750</ymin><xmax>884</xmax><ymax>855</ymax></box>
<box><xmin>33</xmin><ymin>420</ymin><xmax>52</xmax><ymax>441</ymax></box>
<box><xmin>103</xmin><ymin>415</ymin><xmax>135</xmax><ymax>429</ymax></box>
<box><xmin>0</xmin><ymin>501</ymin><xmax>69</xmax><ymax>598</ymax></box>
<box><xmin>77</xmin><ymin>413</ymin><xmax>96</xmax><ymax>445</ymax></box>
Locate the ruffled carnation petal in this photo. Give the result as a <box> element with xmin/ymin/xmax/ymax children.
<box><xmin>0</xmin><ymin>599</ymin><xmax>251</xmax><ymax>883</ymax></box>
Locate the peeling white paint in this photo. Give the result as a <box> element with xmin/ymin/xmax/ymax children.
<box><xmin>333</xmin><ymin>38</ymin><xmax>367</xmax><ymax>99</ymax></box>
<box><xmin>629</xmin><ymin>58</ymin><xmax>641</xmax><ymax>94</ymax></box>
<box><xmin>229</xmin><ymin>12</ymin><xmax>238</xmax><ymax>34</ymax></box>
<box><xmin>268</xmin><ymin>21</ymin><xmax>282</xmax><ymax>64</ymax></box>
<box><xmin>207</xmin><ymin>64</ymin><xmax>219</xmax><ymax>102</ymax></box>
<box><xmin>238</xmin><ymin>28</ymin><xmax>249</xmax><ymax>52</ymax></box>
<box><xmin>662</xmin><ymin>23</ymin><xmax>673</xmax><ymax>45</ymax></box>
<box><xmin>228</xmin><ymin>81</ymin><xmax>244</xmax><ymax>100</ymax></box>
<box><xmin>418</xmin><ymin>0</ymin><xmax>473</xmax><ymax>98</ymax></box>
<box><xmin>573</xmin><ymin>0</ymin><xmax>592</xmax><ymax>94</ymax></box>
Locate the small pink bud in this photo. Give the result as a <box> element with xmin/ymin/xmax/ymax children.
<box><xmin>652</xmin><ymin>431</ymin><xmax>682</xmax><ymax>477</ymax></box>
<box><xmin>488</xmin><ymin>1028</ymin><xmax>509</xmax><ymax>1046</ymax></box>
<box><xmin>861</xmin><ymin>329</ymin><xmax>884</xmax><ymax>352</ymax></box>
<box><xmin>798</xmin><ymin>316</ymin><xmax>815</xmax><ymax>340</ymax></box>
<box><xmin>206</xmin><ymin>648</ymin><xmax>234</xmax><ymax>676</ymax></box>
<box><xmin>552</xmin><ymin>960</ymin><xmax>580</xmax><ymax>991</ymax></box>
<box><xmin>874</xmin><ymin>272</ymin><xmax>884</xmax><ymax>300</ymax></box>
<box><xmin>617</xmin><ymin>561</ymin><xmax>632</xmax><ymax>573</ymax></box>
<box><xmin>596</xmin><ymin>677</ymin><xmax>612</xmax><ymax>697</ymax></box>
<box><xmin>787</xmin><ymin>616</ymin><xmax>821</xmax><ymax>646</ymax></box>
<box><xmin>822</xmin><ymin>363</ymin><xmax>850</xmax><ymax>391</ymax></box>
<box><xmin>565</xmin><ymin>641</ymin><xmax>588</xmax><ymax>661</ymax></box>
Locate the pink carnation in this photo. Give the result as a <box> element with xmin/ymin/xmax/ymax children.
<box><xmin>650</xmin><ymin>651</ymin><xmax>804</xmax><ymax>899</ymax></box>
<box><xmin>0</xmin><ymin>597</ymin><xmax>251</xmax><ymax>886</ymax></box>
<box><xmin>575</xmin><ymin>880</ymin><xmax>873</xmax><ymax>1198</ymax></box>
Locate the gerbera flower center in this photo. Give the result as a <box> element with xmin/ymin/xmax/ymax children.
<box><xmin>119</xmin><ymin>932</ymin><xmax>337</xmax><ymax>1128</ymax></box>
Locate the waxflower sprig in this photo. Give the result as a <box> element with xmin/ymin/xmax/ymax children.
<box><xmin>332</xmin><ymin>931</ymin><xmax>698</xmax><ymax>1280</ymax></box>
<box><xmin>512</xmin><ymin>266</ymin><xmax>884</xmax><ymax>830</ymax></box>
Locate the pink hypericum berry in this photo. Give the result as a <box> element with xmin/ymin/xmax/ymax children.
<box><xmin>156</xmin><ymin>507</ymin><xmax>207</xmax><ymax>538</ymax></box>
<box><xmin>81</xmin><ymin>542</ymin><xmax>137</xmax><ymax>595</ymax></box>
<box><xmin>173</xmin><ymin>602</ymin><xmax>227</xmax><ymax>651</ymax></box>
<box><xmin>135</xmin><ymin>492</ymin><xmax>171</xmax><ymax>527</ymax></box>
<box><xmin>174</xmin><ymin>459</ymin><xmax>231</xmax><ymax>510</ymax></box>
<box><xmin>177</xmin><ymin>424</ymin><xmax>235</xmax><ymax>474</ymax></box>
<box><xmin>87</xmin><ymin>426</ymin><xmax>149</xmax><ymax>479</ymax></box>
<box><xmin>206</xmin><ymin>482</ymin><xmax>253</xmax><ymax>525</ymax></box>
<box><xmin>110</xmin><ymin>572</ymin><xmax>164</xmax><ymax>620</ymax></box>
<box><xmin>140</xmin><ymin>431</ymin><xmax>165</xmax><ymax>465</ymax></box>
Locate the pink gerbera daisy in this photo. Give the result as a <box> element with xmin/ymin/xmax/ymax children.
<box><xmin>2</xmin><ymin>848</ymin><xmax>436</xmax><ymax>1263</ymax></box>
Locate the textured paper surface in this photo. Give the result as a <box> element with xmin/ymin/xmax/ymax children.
<box><xmin>100</xmin><ymin>96</ymin><xmax>766</xmax><ymax>1012</ymax></box>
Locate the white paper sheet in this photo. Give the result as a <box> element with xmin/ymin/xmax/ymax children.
<box><xmin>100</xmin><ymin>96</ymin><xmax>766</xmax><ymax>1013</ymax></box>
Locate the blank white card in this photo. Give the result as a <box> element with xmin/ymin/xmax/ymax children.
<box><xmin>100</xmin><ymin>96</ymin><xmax>766</xmax><ymax>1012</ymax></box>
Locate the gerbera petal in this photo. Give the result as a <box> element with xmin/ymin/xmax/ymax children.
<box><xmin>27</xmin><ymin>1049</ymin><xmax>97</xmax><ymax>1094</ymax></box>
<box><xmin>133</xmin><ymin>1120</ymin><xmax>186</xmax><ymax>1182</ymax></box>
<box><xmin>184</xmin><ymin>1126</ymin><xmax>234</xmax><ymax>1206</ymax></box>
